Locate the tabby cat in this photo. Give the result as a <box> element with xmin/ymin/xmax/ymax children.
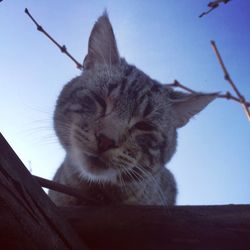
<box><xmin>48</xmin><ymin>12</ymin><xmax>216</xmax><ymax>206</ymax></box>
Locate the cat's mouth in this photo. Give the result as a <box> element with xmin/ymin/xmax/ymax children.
<box><xmin>70</xmin><ymin>149</ymin><xmax>118</xmax><ymax>183</ymax></box>
<box><xmin>86</xmin><ymin>155</ymin><xmax>109</xmax><ymax>170</ymax></box>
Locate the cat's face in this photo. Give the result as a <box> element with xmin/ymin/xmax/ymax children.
<box><xmin>54</xmin><ymin>62</ymin><xmax>177</xmax><ymax>183</ymax></box>
<box><xmin>54</xmin><ymin>12</ymin><xmax>216</xmax><ymax>184</ymax></box>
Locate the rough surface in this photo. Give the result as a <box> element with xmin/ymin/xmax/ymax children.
<box><xmin>0</xmin><ymin>133</ymin><xmax>87</xmax><ymax>250</ymax></box>
<box><xmin>60</xmin><ymin>204</ymin><xmax>250</xmax><ymax>250</ymax></box>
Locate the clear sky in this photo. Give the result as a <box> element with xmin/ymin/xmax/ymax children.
<box><xmin>0</xmin><ymin>0</ymin><xmax>249</xmax><ymax>205</ymax></box>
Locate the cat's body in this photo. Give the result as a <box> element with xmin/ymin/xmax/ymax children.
<box><xmin>48</xmin><ymin>12</ymin><xmax>216</xmax><ymax>206</ymax></box>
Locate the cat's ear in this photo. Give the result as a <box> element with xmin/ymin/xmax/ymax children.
<box><xmin>83</xmin><ymin>11</ymin><xmax>120</xmax><ymax>69</ymax></box>
<box><xmin>169</xmin><ymin>92</ymin><xmax>217</xmax><ymax>128</ymax></box>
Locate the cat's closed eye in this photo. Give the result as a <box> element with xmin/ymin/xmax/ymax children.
<box><xmin>81</xmin><ymin>95</ymin><xmax>96</xmax><ymax>108</ymax></box>
<box><xmin>70</xmin><ymin>95</ymin><xmax>97</xmax><ymax>114</ymax></box>
<box><xmin>135</xmin><ymin>134</ymin><xmax>157</xmax><ymax>149</ymax></box>
<box><xmin>133</xmin><ymin>121</ymin><xmax>155</xmax><ymax>131</ymax></box>
<box><xmin>69</xmin><ymin>104</ymin><xmax>83</xmax><ymax>113</ymax></box>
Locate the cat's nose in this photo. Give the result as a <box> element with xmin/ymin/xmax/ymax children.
<box><xmin>97</xmin><ymin>133</ymin><xmax>116</xmax><ymax>153</ymax></box>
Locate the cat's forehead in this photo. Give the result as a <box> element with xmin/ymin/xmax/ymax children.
<box><xmin>82</xmin><ymin>64</ymin><xmax>162</xmax><ymax>94</ymax></box>
<box><xmin>79</xmin><ymin>63</ymin><xmax>168</xmax><ymax>116</ymax></box>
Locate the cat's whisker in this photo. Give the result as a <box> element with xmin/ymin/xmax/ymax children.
<box><xmin>135</xmin><ymin>164</ymin><xmax>167</xmax><ymax>206</ymax></box>
<box><xmin>127</xmin><ymin>168</ymin><xmax>156</xmax><ymax>204</ymax></box>
<box><xmin>54</xmin><ymin>120</ymin><xmax>71</xmax><ymax>128</ymax></box>
<box><xmin>24</xmin><ymin>135</ymin><xmax>59</xmax><ymax>147</ymax></box>
<box><xmin>24</xmin><ymin>120</ymin><xmax>53</xmax><ymax>128</ymax></box>
<box><xmin>22</xmin><ymin>104</ymin><xmax>52</xmax><ymax>115</ymax></box>
<box><xmin>116</xmin><ymin>156</ymin><xmax>146</xmax><ymax>185</ymax></box>
<box><xmin>21</xmin><ymin>127</ymin><xmax>55</xmax><ymax>137</ymax></box>
<box><xmin>129</xmin><ymin>168</ymin><xmax>145</xmax><ymax>183</ymax></box>
<box><xmin>131</xmin><ymin>164</ymin><xmax>160</xmax><ymax>193</ymax></box>
<box><xmin>119</xmin><ymin>167</ymin><xmax>138</xmax><ymax>199</ymax></box>
<box><xmin>117</xmin><ymin>168</ymin><xmax>128</xmax><ymax>196</ymax></box>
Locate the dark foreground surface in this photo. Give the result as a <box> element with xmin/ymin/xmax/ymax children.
<box><xmin>1</xmin><ymin>132</ymin><xmax>250</xmax><ymax>250</ymax></box>
<box><xmin>60</xmin><ymin>204</ymin><xmax>250</xmax><ymax>250</ymax></box>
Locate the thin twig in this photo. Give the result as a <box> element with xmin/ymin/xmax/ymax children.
<box><xmin>218</xmin><ymin>92</ymin><xmax>250</xmax><ymax>107</ymax></box>
<box><xmin>165</xmin><ymin>80</ymin><xmax>250</xmax><ymax>108</ymax></box>
<box><xmin>199</xmin><ymin>0</ymin><xmax>231</xmax><ymax>18</ymax></box>
<box><xmin>24</xmin><ymin>9</ymin><xmax>249</xmax><ymax>120</ymax></box>
<box><xmin>25</xmin><ymin>8</ymin><xmax>84</xmax><ymax>70</ymax></box>
<box><xmin>199</xmin><ymin>7</ymin><xmax>217</xmax><ymax>18</ymax></box>
<box><xmin>211</xmin><ymin>40</ymin><xmax>250</xmax><ymax>120</ymax></box>
<box><xmin>166</xmin><ymin>80</ymin><xmax>197</xmax><ymax>94</ymax></box>
<box><xmin>33</xmin><ymin>175</ymin><xmax>100</xmax><ymax>205</ymax></box>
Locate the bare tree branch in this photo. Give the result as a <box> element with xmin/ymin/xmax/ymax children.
<box><xmin>165</xmin><ymin>80</ymin><xmax>197</xmax><ymax>94</ymax></box>
<box><xmin>199</xmin><ymin>0</ymin><xmax>232</xmax><ymax>18</ymax></box>
<box><xmin>25</xmin><ymin>8</ymin><xmax>84</xmax><ymax>70</ymax></box>
<box><xmin>165</xmin><ymin>80</ymin><xmax>250</xmax><ymax>109</ymax></box>
<box><xmin>24</xmin><ymin>9</ymin><xmax>249</xmax><ymax>121</ymax></box>
<box><xmin>165</xmin><ymin>41</ymin><xmax>250</xmax><ymax>121</ymax></box>
<box><xmin>211</xmin><ymin>41</ymin><xmax>250</xmax><ymax>120</ymax></box>
<box><xmin>33</xmin><ymin>175</ymin><xmax>101</xmax><ymax>205</ymax></box>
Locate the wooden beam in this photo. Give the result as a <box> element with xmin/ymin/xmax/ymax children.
<box><xmin>0</xmin><ymin>133</ymin><xmax>88</xmax><ymax>250</ymax></box>
<box><xmin>60</xmin><ymin>205</ymin><xmax>250</xmax><ymax>250</ymax></box>
<box><xmin>1</xmin><ymin>132</ymin><xmax>250</xmax><ymax>249</ymax></box>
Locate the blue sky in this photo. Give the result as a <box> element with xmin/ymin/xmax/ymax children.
<box><xmin>0</xmin><ymin>0</ymin><xmax>249</xmax><ymax>205</ymax></box>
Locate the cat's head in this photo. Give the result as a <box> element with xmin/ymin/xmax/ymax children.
<box><xmin>54</xmin><ymin>12</ymin><xmax>216</xmax><ymax>184</ymax></box>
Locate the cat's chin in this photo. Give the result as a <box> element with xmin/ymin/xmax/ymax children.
<box><xmin>79</xmin><ymin>163</ymin><xmax>118</xmax><ymax>184</ymax></box>
<box><xmin>69</xmin><ymin>149</ymin><xmax>118</xmax><ymax>183</ymax></box>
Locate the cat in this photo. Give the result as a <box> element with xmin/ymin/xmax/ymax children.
<box><xmin>48</xmin><ymin>12</ymin><xmax>216</xmax><ymax>206</ymax></box>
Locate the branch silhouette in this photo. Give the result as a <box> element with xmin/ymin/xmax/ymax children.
<box><xmin>25</xmin><ymin>8</ymin><xmax>84</xmax><ymax>70</ymax></box>
<box><xmin>165</xmin><ymin>80</ymin><xmax>250</xmax><ymax>119</ymax></box>
<box><xmin>211</xmin><ymin>41</ymin><xmax>250</xmax><ymax>120</ymax></box>
<box><xmin>25</xmin><ymin>8</ymin><xmax>250</xmax><ymax>121</ymax></box>
<box><xmin>199</xmin><ymin>0</ymin><xmax>232</xmax><ymax>18</ymax></box>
